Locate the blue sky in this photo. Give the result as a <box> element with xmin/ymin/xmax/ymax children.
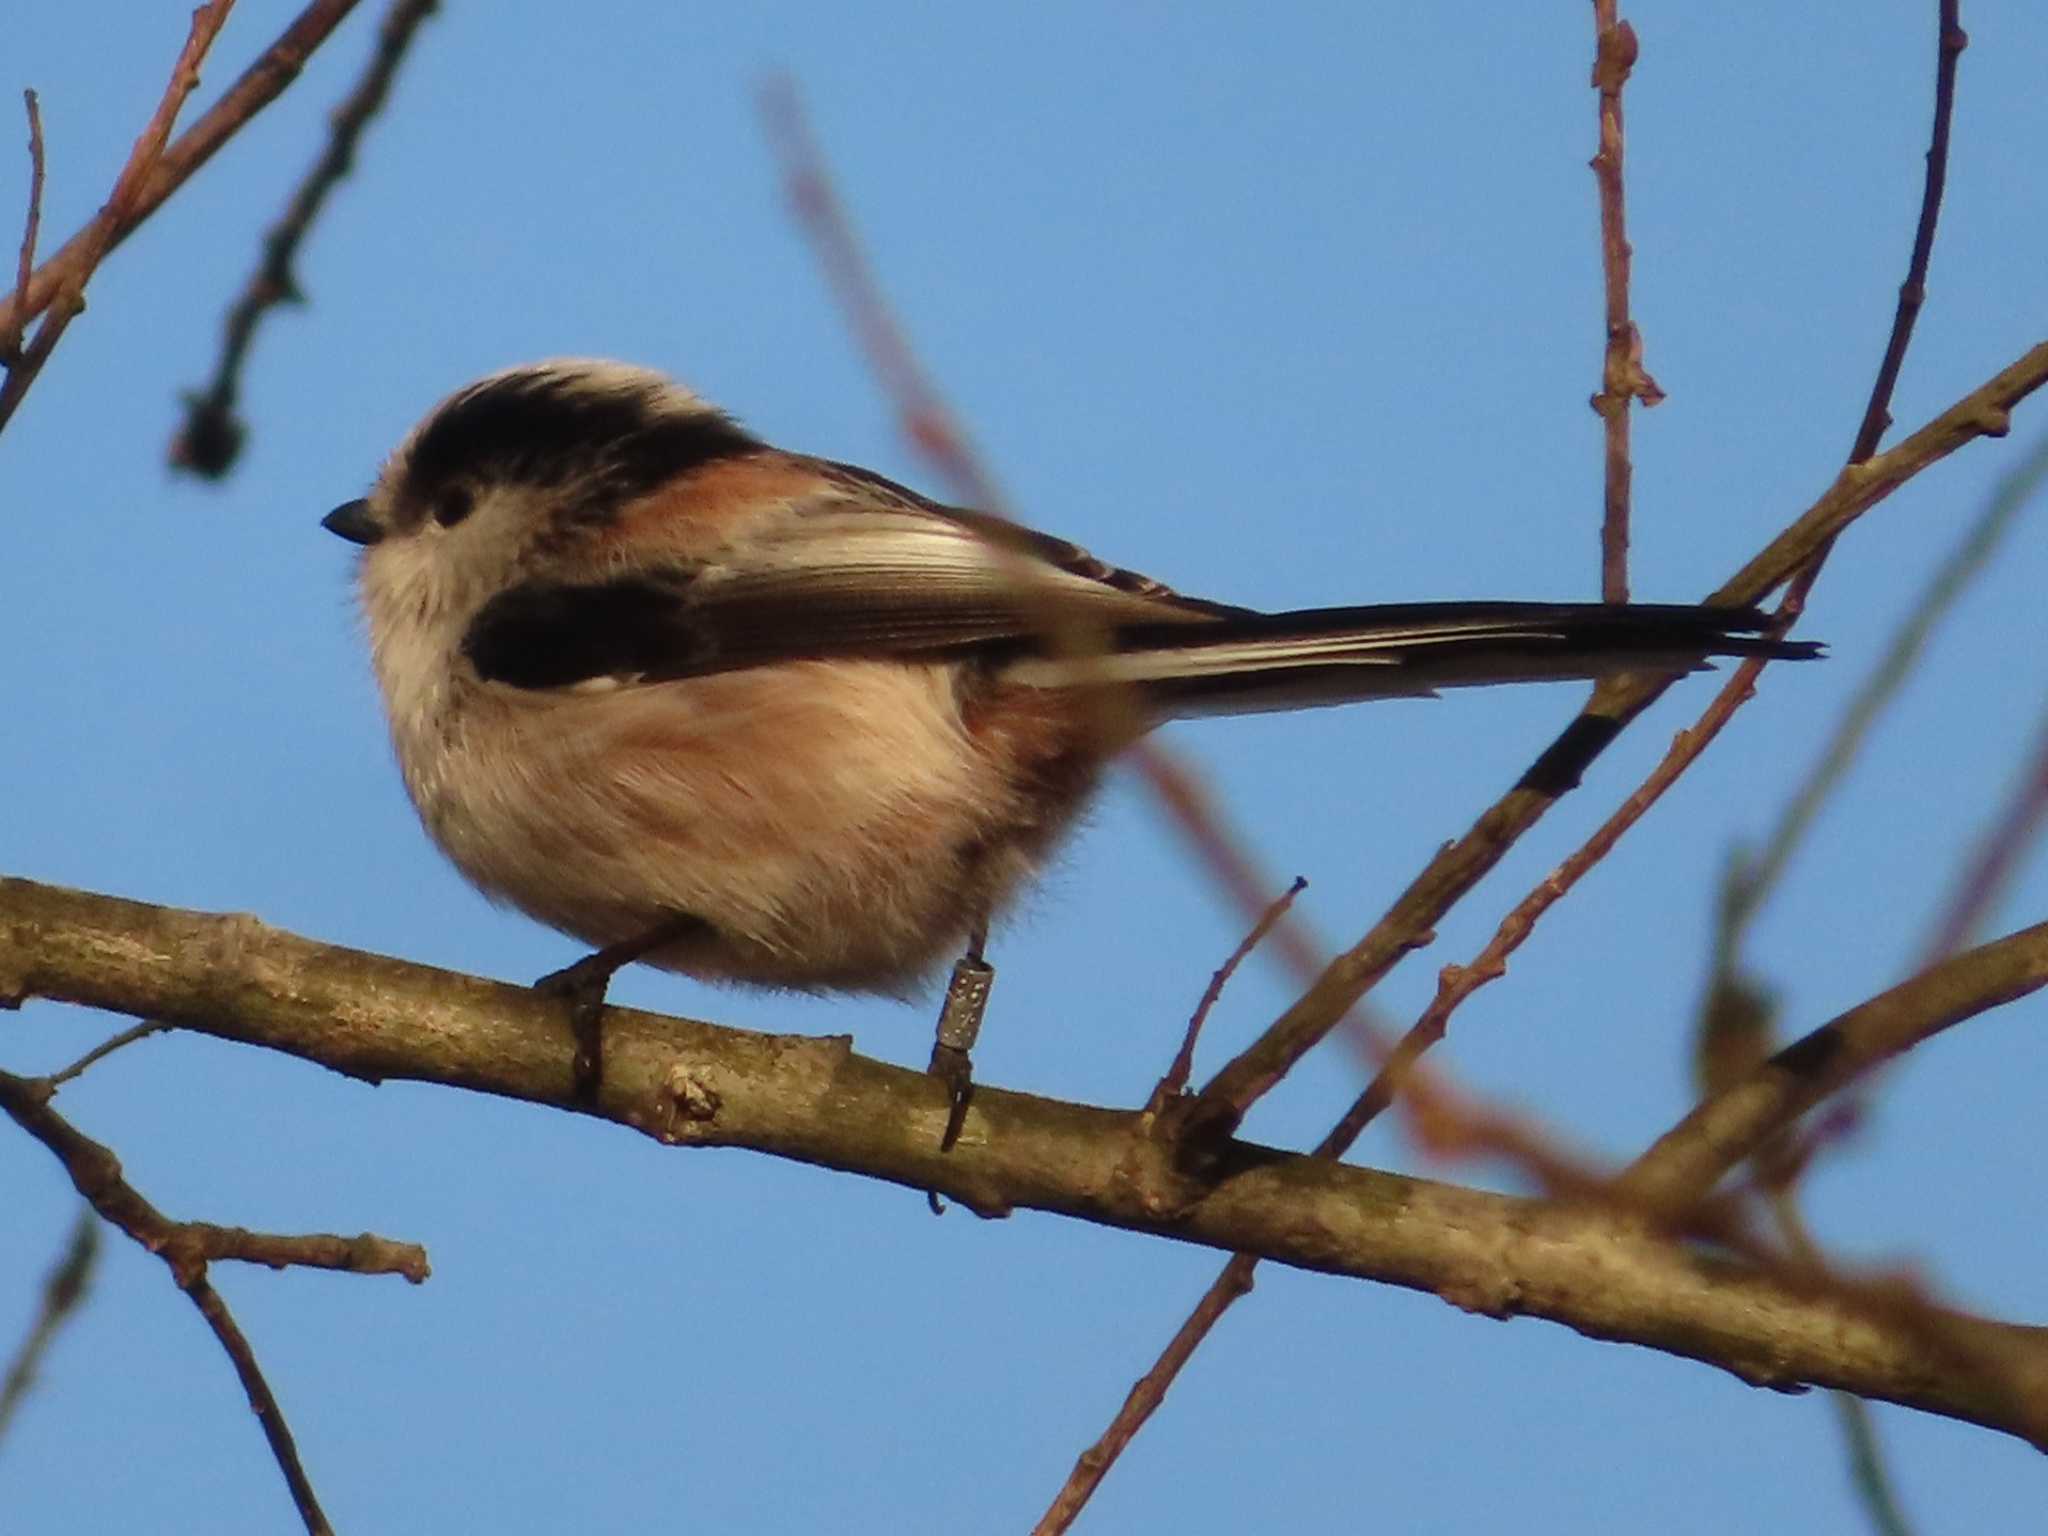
<box><xmin>4</xmin><ymin>3</ymin><xmax>2045</xmax><ymax>1530</ymax></box>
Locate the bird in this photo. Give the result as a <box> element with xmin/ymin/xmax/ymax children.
<box><xmin>323</xmin><ymin>358</ymin><xmax>1818</xmax><ymax>1139</ymax></box>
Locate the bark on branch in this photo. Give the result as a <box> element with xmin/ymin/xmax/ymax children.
<box><xmin>3</xmin><ymin>874</ymin><xmax>2045</xmax><ymax>1450</ymax></box>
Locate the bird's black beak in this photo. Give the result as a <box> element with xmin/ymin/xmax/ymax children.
<box><xmin>322</xmin><ymin>498</ymin><xmax>384</xmax><ymax>546</ymax></box>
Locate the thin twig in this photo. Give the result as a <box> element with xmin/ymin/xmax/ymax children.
<box><xmin>1155</xmin><ymin>877</ymin><xmax>1306</xmax><ymax>1101</ymax></box>
<box><xmin>172</xmin><ymin>0</ymin><xmax>437</xmax><ymax>477</ymax></box>
<box><xmin>0</xmin><ymin>90</ymin><xmax>45</xmax><ymax>365</ymax></box>
<box><xmin>1849</xmin><ymin>2</ymin><xmax>1968</xmax><ymax>465</ymax></box>
<box><xmin>1033</xmin><ymin>1252</ymin><xmax>1257</xmax><ymax>1536</ymax></box>
<box><xmin>0</xmin><ymin>1</ymin><xmax>238</xmax><ymax>435</ymax></box>
<box><xmin>0</xmin><ymin>1066</ymin><xmax>428</xmax><ymax>1532</ymax></box>
<box><xmin>1917</xmin><ymin>697</ymin><xmax>2048</xmax><ymax>968</ymax></box>
<box><xmin>180</xmin><ymin>1274</ymin><xmax>330</xmax><ymax>1535</ymax></box>
<box><xmin>1718</xmin><ymin>0</ymin><xmax>1981</xmax><ymax>960</ymax></box>
<box><xmin>44</xmin><ymin>1019</ymin><xmax>169</xmax><ymax>1088</ymax></box>
<box><xmin>0</xmin><ymin>1207</ymin><xmax>97</xmax><ymax>1447</ymax></box>
<box><xmin>1722</xmin><ymin>426</ymin><xmax>2048</xmax><ymax>953</ymax></box>
<box><xmin>759</xmin><ymin>77</ymin><xmax>1337</xmax><ymax>998</ymax></box>
<box><xmin>1053</xmin><ymin>23</ymin><xmax>1999</xmax><ymax>1492</ymax></box>
<box><xmin>1684</xmin><ymin>57</ymin><xmax>1978</xmax><ymax>1536</ymax></box>
<box><xmin>1321</xmin><ymin>595</ymin><xmax>1808</xmax><ymax>1158</ymax></box>
<box><xmin>0</xmin><ymin>0</ymin><xmax>364</xmax><ymax>344</ymax></box>
<box><xmin>1588</xmin><ymin>9</ymin><xmax>1662</xmax><ymax>603</ymax></box>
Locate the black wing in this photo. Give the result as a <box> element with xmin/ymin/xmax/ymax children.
<box><xmin>461</xmin><ymin>467</ymin><xmax>1820</xmax><ymax>705</ymax></box>
<box><xmin>463</xmin><ymin>466</ymin><xmax>1233</xmax><ymax>689</ymax></box>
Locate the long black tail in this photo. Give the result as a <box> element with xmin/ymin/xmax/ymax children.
<box><xmin>999</xmin><ymin>601</ymin><xmax>1820</xmax><ymax>718</ymax></box>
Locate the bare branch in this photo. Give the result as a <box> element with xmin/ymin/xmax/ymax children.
<box><xmin>1724</xmin><ymin>426</ymin><xmax>2048</xmax><ymax>954</ymax></box>
<box><xmin>1849</xmin><ymin>1</ymin><xmax>1968</xmax><ymax>464</ymax></box>
<box><xmin>4</xmin><ymin>874</ymin><xmax>2047</xmax><ymax>1448</ymax></box>
<box><xmin>1919</xmin><ymin>700</ymin><xmax>2048</xmax><ymax>965</ymax></box>
<box><xmin>1588</xmin><ymin>9</ymin><xmax>1662</xmax><ymax>602</ymax></box>
<box><xmin>1155</xmin><ymin>877</ymin><xmax>1306</xmax><ymax>1101</ymax></box>
<box><xmin>1033</xmin><ymin>1253</ymin><xmax>1258</xmax><ymax>1536</ymax></box>
<box><xmin>0</xmin><ymin>1069</ymin><xmax>341</xmax><ymax>1533</ymax></box>
<box><xmin>0</xmin><ymin>0</ymin><xmax>365</xmax><ymax>345</ymax></box>
<box><xmin>0</xmin><ymin>1</ymin><xmax>240</xmax><ymax>434</ymax></box>
<box><xmin>172</xmin><ymin>0</ymin><xmax>437</xmax><ymax>478</ymax></box>
<box><xmin>1190</xmin><ymin>331</ymin><xmax>2048</xmax><ymax>1141</ymax></box>
<box><xmin>0</xmin><ymin>90</ymin><xmax>45</xmax><ymax>365</ymax></box>
<box><xmin>44</xmin><ymin>1019</ymin><xmax>168</xmax><ymax>1088</ymax></box>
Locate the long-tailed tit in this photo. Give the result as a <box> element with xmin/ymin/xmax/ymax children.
<box><xmin>324</xmin><ymin>359</ymin><xmax>1817</xmax><ymax>1130</ymax></box>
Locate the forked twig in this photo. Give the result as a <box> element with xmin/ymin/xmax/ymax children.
<box><xmin>0</xmin><ymin>1069</ymin><xmax>336</xmax><ymax>1532</ymax></box>
<box><xmin>0</xmin><ymin>0</ymin><xmax>365</xmax><ymax>345</ymax></box>
<box><xmin>0</xmin><ymin>1</ymin><xmax>240</xmax><ymax>435</ymax></box>
<box><xmin>0</xmin><ymin>1065</ymin><xmax>427</xmax><ymax>1532</ymax></box>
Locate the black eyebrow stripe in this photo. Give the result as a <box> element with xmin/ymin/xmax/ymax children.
<box><xmin>407</xmin><ymin>372</ymin><xmax>762</xmax><ymax>517</ymax></box>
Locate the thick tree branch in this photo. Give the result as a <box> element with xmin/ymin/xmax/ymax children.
<box><xmin>3</xmin><ymin>875</ymin><xmax>2045</xmax><ymax>1449</ymax></box>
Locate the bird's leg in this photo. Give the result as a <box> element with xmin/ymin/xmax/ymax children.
<box><xmin>927</xmin><ymin>924</ymin><xmax>993</xmax><ymax>1153</ymax></box>
<box><xmin>535</xmin><ymin>913</ymin><xmax>705</xmax><ymax>1103</ymax></box>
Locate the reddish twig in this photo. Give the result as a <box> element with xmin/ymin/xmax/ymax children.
<box><xmin>1588</xmin><ymin>10</ymin><xmax>1663</xmax><ymax>603</ymax></box>
<box><xmin>1318</xmin><ymin>593</ymin><xmax>1810</xmax><ymax>1161</ymax></box>
<box><xmin>1917</xmin><ymin>700</ymin><xmax>2048</xmax><ymax>968</ymax></box>
<box><xmin>1039</xmin><ymin>769</ymin><xmax>2043</xmax><ymax>1532</ymax></box>
<box><xmin>0</xmin><ymin>90</ymin><xmax>44</xmax><ymax>365</ymax></box>
<box><xmin>173</xmin><ymin>0</ymin><xmax>437</xmax><ymax>478</ymax></box>
<box><xmin>1155</xmin><ymin>877</ymin><xmax>1306</xmax><ymax>1101</ymax></box>
<box><xmin>0</xmin><ymin>0</ymin><xmax>364</xmax><ymax>346</ymax></box>
<box><xmin>759</xmin><ymin>78</ymin><xmax>1000</xmax><ymax>513</ymax></box>
<box><xmin>0</xmin><ymin>1</ymin><xmax>239</xmax><ymax>435</ymax></box>
<box><xmin>759</xmin><ymin>78</ymin><xmax>1334</xmax><ymax>995</ymax></box>
<box><xmin>1033</xmin><ymin>1252</ymin><xmax>1257</xmax><ymax>1536</ymax></box>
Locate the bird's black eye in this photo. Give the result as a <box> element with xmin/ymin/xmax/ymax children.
<box><xmin>433</xmin><ymin>486</ymin><xmax>475</xmax><ymax>528</ymax></box>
